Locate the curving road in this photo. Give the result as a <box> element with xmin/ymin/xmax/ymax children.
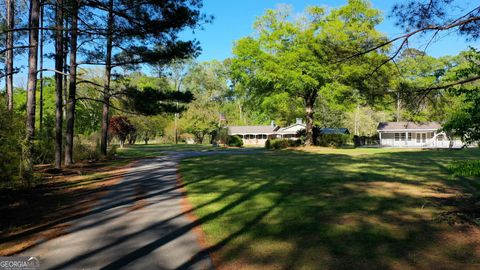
<box><xmin>21</xmin><ymin>150</ymin><xmax>259</xmax><ymax>270</ymax></box>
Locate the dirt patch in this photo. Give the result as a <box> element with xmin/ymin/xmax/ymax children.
<box><xmin>433</xmin><ymin>195</ymin><xmax>480</xmax><ymax>226</ymax></box>
<box><xmin>344</xmin><ymin>181</ymin><xmax>459</xmax><ymax>199</ymax></box>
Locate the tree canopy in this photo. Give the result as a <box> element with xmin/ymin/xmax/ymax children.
<box><xmin>231</xmin><ymin>0</ymin><xmax>391</xmax><ymax>145</ymax></box>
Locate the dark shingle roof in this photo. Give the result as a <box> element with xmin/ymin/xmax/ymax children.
<box><xmin>377</xmin><ymin>122</ymin><xmax>441</xmax><ymax>131</ymax></box>
<box><xmin>228</xmin><ymin>125</ymin><xmax>278</xmax><ymax>134</ymax></box>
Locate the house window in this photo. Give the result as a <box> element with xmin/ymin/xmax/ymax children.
<box><xmin>437</xmin><ymin>134</ymin><xmax>443</xmax><ymax>141</ymax></box>
<box><xmin>400</xmin><ymin>133</ymin><xmax>406</xmax><ymax>141</ymax></box>
<box><xmin>408</xmin><ymin>133</ymin><xmax>412</xmax><ymax>141</ymax></box>
<box><xmin>394</xmin><ymin>133</ymin><xmax>400</xmax><ymax>141</ymax></box>
<box><xmin>262</xmin><ymin>134</ymin><xmax>267</xmax><ymax>139</ymax></box>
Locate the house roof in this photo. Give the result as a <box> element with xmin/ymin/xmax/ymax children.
<box><xmin>377</xmin><ymin>122</ymin><xmax>441</xmax><ymax>131</ymax></box>
<box><xmin>228</xmin><ymin>125</ymin><xmax>278</xmax><ymax>134</ymax></box>
<box><xmin>320</xmin><ymin>128</ymin><xmax>350</xmax><ymax>134</ymax></box>
<box><xmin>276</xmin><ymin>123</ymin><xmax>306</xmax><ymax>134</ymax></box>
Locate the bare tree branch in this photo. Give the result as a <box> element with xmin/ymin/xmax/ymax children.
<box><xmin>342</xmin><ymin>14</ymin><xmax>480</xmax><ymax>63</ymax></box>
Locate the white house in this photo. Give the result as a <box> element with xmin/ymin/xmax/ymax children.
<box><xmin>275</xmin><ymin>119</ymin><xmax>306</xmax><ymax>139</ymax></box>
<box><xmin>227</xmin><ymin>124</ymin><xmax>279</xmax><ymax>145</ymax></box>
<box><xmin>377</xmin><ymin>122</ymin><xmax>463</xmax><ymax>148</ymax></box>
<box><xmin>228</xmin><ymin>118</ymin><xmax>305</xmax><ymax>145</ymax></box>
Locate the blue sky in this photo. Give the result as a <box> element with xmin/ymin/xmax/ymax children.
<box><xmin>7</xmin><ymin>0</ymin><xmax>477</xmax><ymax>87</ymax></box>
<box><xmin>183</xmin><ymin>0</ymin><xmax>475</xmax><ymax>61</ymax></box>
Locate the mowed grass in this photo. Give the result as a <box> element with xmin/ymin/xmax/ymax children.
<box><xmin>116</xmin><ymin>143</ymin><xmax>229</xmax><ymax>158</ymax></box>
<box><xmin>179</xmin><ymin>148</ymin><xmax>480</xmax><ymax>269</ymax></box>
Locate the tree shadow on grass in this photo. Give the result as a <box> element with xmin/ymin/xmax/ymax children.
<box><xmin>175</xmin><ymin>149</ymin><xmax>480</xmax><ymax>269</ymax></box>
<box><xmin>5</xmin><ymin>149</ymin><xmax>480</xmax><ymax>269</ymax></box>
<box><xmin>47</xmin><ymin>176</ymin><xmax>278</xmax><ymax>270</ymax></box>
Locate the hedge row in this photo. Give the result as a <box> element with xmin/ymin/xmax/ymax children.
<box><xmin>265</xmin><ymin>139</ymin><xmax>302</xmax><ymax>149</ymax></box>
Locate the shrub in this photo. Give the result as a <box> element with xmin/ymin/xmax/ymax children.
<box><xmin>227</xmin><ymin>135</ymin><xmax>243</xmax><ymax>147</ymax></box>
<box><xmin>448</xmin><ymin>160</ymin><xmax>480</xmax><ymax>177</ymax></box>
<box><xmin>107</xmin><ymin>145</ymin><xmax>118</xmax><ymax>159</ymax></box>
<box><xmin>217</xmin><ymin>127</ymin><xmax>230</xmax><ymax>145</ymax></box>
<box><xmin>0</xmin><ymin>106</ymin><xmax>24</xmax><ymax>183</ymax></box>
<box><xmin>270</xmin><ymin>139</ymin><xmax>290</xmax><ymax>149</ymax></box>
<box><xmin>265</xmin><ymin>139</ymin><xmax>272</xmax><ymax>149</ymax></box>
<box><xmin>33</xmin><ymin>116</ymin><xmax>55</xmax><ymax>164</ymax></box>
<box><xmin>316</xmin><ymin>134</ymin><xmax>350</xmax><ymax>147</ymax></box>
<box><xmin>289</xmin><ymin>139</ymin><xmax>303</xmax><ymax>147</ymax></box>
<box><xmin>266</xmin><ymin>139</ymin><xmax>302</xmax><ymax>149</ymax></box>
<box><xmin>73</xmin><ymin>136</ymin><xmax>102</xmax><ymax>162</ymax></box>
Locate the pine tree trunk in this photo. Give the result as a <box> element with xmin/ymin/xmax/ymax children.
<box><xmin>304</xmin><ymin>91</ymin><xmax>318</xmax><ymax>146</ymax></box>
<box><xmin>54</xmin><ymin>0</ymin><xmax>64</xmax><ymax>169</ymax></box>
<box><xmin>39</xmin><ymin>3</ymin><xmax>44</xmax><ymax>130</ymax></box>
<box><xmin>63</xmin><ymin>18</ymin><xmax>69</xmax><ymax>119</ymax></box>
<box><xmin>22</xmin><ymin>0</ymin><xmax>40</xmax><ymax>182</ymax></box>
<box><xmin>64</xmin><ymin>0</ymin><xmax>79</xmax><ymax>166</ymax></box>
<box><xmin>100</xmin><ymin>0</ymin><xmax>114</xmax><ymax>156</ymax></box>
<box><xmin>5</xmin><ymin>0</ymin><xmax>14</xmax><ymax>112</ymax></box>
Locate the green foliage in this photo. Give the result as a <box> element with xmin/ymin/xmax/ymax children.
<box><xmin>217</xmin><ymin>128</ymin><xmax>230</xmax><ymax>145</ymax></box>
<box><xmin>265</xmin><ymin>139</ymin><xmax>272</xmax><ymax>149</ymax></box>
<box><xmin>75</xmin><ymin>73</ymin><xmax>104</xmax><ymax>135</ymax></box>
<box><xmin>268</xmin><ymin>139</ymin><xmax>301</xmax><ymax>149</ymax></box>
<box><xmin>231</xmin><ymin>1</ymin><xmax>390</xmax><ymax>144</ymax></box>
<box><xmin>73</xmin><ymin>135</ymin><xmax>102</xmax><ymax>161</ymax></box>
<box><xmin>122</xmin><ymin>85</ymin><xmax>194</xmax><ymax>115</ymax></box>
<box><xmin>316</xmin><ymin>134</ymin><xmax>351</xmax><ymax>148</ymax></box>
<box><xmin>443</xmin><ymin>48</ymin><xmax>480</xmax><ymax>144</ymax></box>
<box><xmin>33</xmin><ymin>116</ymin><xmax>56</xmax><ymax>164</ymax></box>
<box><xmin>393</xmin><ymin>49</ymin><xmax>460</xmax><ymax>122</ymax></box>
<box><xmin>448</xmin><ymin>160</ymin><xmax>480</xmax><ymax>177</ymax></box>
<box><xmin>270</xmin><ymin>139</ymin><xmax>290</xmax><ymax>150</ymax></box>
<box><xmin>107</xmin><ymin>145</ymin><xmax>119</xmax><ymax>160</ymax></box>
<box><xmin>183</xmin><ymin>61</ymin><xmax>232</xmax><ymax>103</ymax></box>
<box><xmin>345</xmin><ymin>106</ymin><xmax>388</xmax><ymax>136</ymax></box>
<box><xmin>227</xmin><ymin>135</ymin><xmax>243</xmax><ymax>147</ymax></box>
<box><xmin>130</xmin><ymin>116</ymin><xmax>167</xmax><ymax>144</ymax></box>
<box><xmin>291</xmin><ymin>139</ymin><xmax>303</xmax><ymax>147</ymax></box>
<box><xmin>0</xmin><ymin>102</ymin><xmax>24</xmax><ymax>182</ymax></box>
<box><xmin>178</xmin><ymin>61</ymin><xmax>234</xmax><ymax>144</ymax></box>
<box><xmin>180</xmin><ymin>100</ymin><xmax>219</xmax><ymax>144</ymax></box>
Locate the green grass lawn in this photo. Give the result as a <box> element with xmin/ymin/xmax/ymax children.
<box><xmin>116</xmin><ymin>143</ymin><xmax>229</xmax><ymax>158</ymax></box>
<box><xmin>179</xmin><ymin>148</ymin><xmax>480</xmax><ymax>270</ymax></box>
